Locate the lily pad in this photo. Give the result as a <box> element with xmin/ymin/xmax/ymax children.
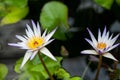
<box><xmin>40</xmin><ymin>1</ymin><xmax>70</xmax><ymax>40</ymax></box>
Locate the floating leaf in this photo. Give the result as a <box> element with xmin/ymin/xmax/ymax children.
<box><xmin>54</xmin><ymin>68</ymin><xmax>82</xmax><ymax>80</ymax></box>
<box><xmin>116</xmin><ymin>0</ymin><xmax>120</xmax><ymax>6</ymax></box>
<box><xmin>40</xmin><ymin>1</ymin><xmax>70</xmax><ymax>40</ymax></box>
<box><xmin>1</xmin><ymin>7</ymin><xmax>29</xmax><ymax>25</ymax></box>
<box><xmin>70</xmin><ymin>77</ymin><xmax>82</xmax><ymax>80</ymax></box>
<box><xmin>3</xmin><ymin>0</ymin><xmax>28</xmax><ymax>8</ymax></box>
<box><xmin>0</xmin><ymin>3</ymin><xmax>7</xmax><ymax>18</ymax></box>
<box><xmin>0</xmin><ymin>0</ymin><xmax>28</xmax><ymax>25</ymax></box>
<box><xmin>54</xmin><ymin>68</ymin><xmax>70</xmax><ymax>80</ymax></box>
<box><xmin>94</xmin><ymin>0</ymin><xmax>114</xmax><ymax>10</ymax></box>
<box><xmin>31</xmin><ymin>57</ymin><xmax>62</xmax><ymax>78</ymax></box>
<box><xmin>18</xmin><ymin>71</ymin><xmax>45</xmax><ymax>80</ymax></box>
<box><xmin>14</xmin><ymin>56</ymin><xmax>62</xmax><ymax>80</ymax></box>
<box><xmin>0</xmin><ymin>63</ymin><xmax>8</xmax><ymax>80</ymax></box>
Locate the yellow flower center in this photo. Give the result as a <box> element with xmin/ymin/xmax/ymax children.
<box><xmin>27</xmin><ymin>36</ymin><xmax>44</xmax><ymax>49</ymax></box>
<box><xmin>97</xmin><ymin>42</ymin><xmax>107</xmax><ymax>49</ymax></box>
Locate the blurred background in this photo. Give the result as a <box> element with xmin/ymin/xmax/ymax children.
<box><xmin>0</xmin><ymin>0</ymin><xmax>120</xmax><ymax>80</ymax></box>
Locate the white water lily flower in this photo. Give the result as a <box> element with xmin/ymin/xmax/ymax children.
<box><xmin>81</xmin><ymin>27</ymin><xmax>120</xmax><ymax>61</ymax></box>
<box><xmin>8</xmin><ymin>20</ymin><xmax>57</xmax><ymax>69</ymax></box>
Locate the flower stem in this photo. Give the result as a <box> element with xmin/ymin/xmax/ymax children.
<box><xmin>113</xmin><ymin>61</ymin><xmax>118</xmax><ymax>72</ymax></box>
<box><xmin>38</xmin><ymin>51</ymin><xmax>54</xmax><ymax>80</ymax></box>
<box><xmin>94</xmin><ymin>55</ymin><xmax>102</xmax><ymax>80</ymax></box>
<box><xmin>81</xmin><ymin>60</ymin><xmax>92</xmax><ymax>79</ymax></box>
<box><xmin>113</xmin><ymin>61</ymin><xmax>118</xmax><ymax>79</ymax></box>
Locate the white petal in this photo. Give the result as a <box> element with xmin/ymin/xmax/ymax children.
<box><xmin>26</xmin><ymin>24</ymin><xmax>34</xmax><ymax>36</ymax></box>
<box><xmin>25</xmin><ymin>29</ymin><xmax>33</xmax><ymax>38</ymax></box>
<box><xmin>87</xmin><ymin>28</ymin><xmax>97</xmax><ymax>46</ymax></box>
<box><xmin>37</xmin><ymin>22</ymin><xmax>41</xmax><ymax>36</ymax></box>
<box><xmin>44</xmin><ymin>28</ymin><xmax>57</xmax><ymax>42</ymax></box>
<box><xmin>8</xmin><ymin>43</ymin><xmax>22</xmax><ymax>48</ymax></box>
<box><xmin>81</xmin><ymin>50</ymin><xmax>98</xmax><ymax>55</ymax></box>
<box><xmin>23</xmin><ymin>35</ymin><xmax>29</xmax><ymax>40</ymax></box>
<box><xmin>30</xmin><ymin>50</ymin><xmax>38</xmax><ymax>60</ymax></box>
<box><xmin>40</xmin><ymin>47</ymin><xmax>57</xmax><ymax>61</ymax></box>
<box><xmin>32</xmin><ymin>21</ymin><xmax>38</xmax><ymax>36</ymax></box>
<box><xmin>42</xmin><ymin>29</ymin><xmax>47</xmax><ymax>38</ymax></box>
<box><xmin>106</xmin><ymin>34</ymin><xmax>113</xmax><ymax>47</ymax></box>
<box><xmin>103</xmin><ymin>53</ymin><xmax>118</xmax><ymax>61</ymax></box>
<box><xmin>16</xmin><ymin>35</ymin><xmax>27</xmax><ymax>42</ymax></box>
<box><xmin>103</xmin><ymin>31</ymin><xmax>109</xmax><ymax>43</ymax></box>
<box><xmin>42</xmin><ymin>39</ymin><xmax>54</xmax><ymax>47</ymax></box>
<box><xmin>98</xmin><ymin>28</ymin><xmax>102</xmax><ymax>42</ymax></box>
<box><xmin>101</xmin><ymin>27</ymin><xmax>106</xmax><ymax>39</ymax></box>
<box><xmin>20</xmin><ymin>51</ymin><xmax>32</xmax><ymax>69</ymax></box>
<box><xmin>110</xmin><ymin>34</ymin><xmax>119</xmax><ymax>46</ymax></box>
<box><xmin>109</xmin><ymin>34</ymin><xmax>113</xmax><ymax>40</ymax></box>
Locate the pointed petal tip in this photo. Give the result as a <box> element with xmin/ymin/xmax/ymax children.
<box><xmin>80</xmin><ymin>50</ymin><xmax>89</xmax><ymax>54</ymax></box>
<box><xmin>103</xmin><ymin>53</ymin><xmax>118</xmax><ymax>62</ymax></box>
<box><xmin>104</xmin><ymin>26</ymin><xmax>107</xmax><ymax>29</ymax></box>
<box><xmin>40</xmin><ymin>47</ymin><xmax>57</xmax><ymax>61</ymax></box>
<box><xmin>31</xmin><ymin>19</ymin><xmax>34</xmax><ymax>23</ymax></box>
<box><xmin>86</xmin><ymin>27</ymin><xmax>90</xmax><ymax>31</ymax></box>
<box><xmin>20</xmin><ymin>66</ymin><xmax>23</xmax><ymax>70</ymax></box>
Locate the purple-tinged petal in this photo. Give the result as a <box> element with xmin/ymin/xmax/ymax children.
<box><xmin>31</xmin><ymin>20</ymin><xmax>36</xmax><ymax>29</ymax></box>
<box><xmin>89</xmin><ymin>55</ymin><xmax>99</xmax><ymax>62</ymax></box>
<box><xmin>110</xmin><ymin>33</ymin><xmax>120</xmax><ymax>46</ymax></box>
<box><xmin>8</xmin><ymin>43</ymin><xmax>21</xmax><ymax>47</ymax></box>
<box><xmin>85</xmin><ymin>38</ymin><xmax>95</xmax><ymax>49</ymax></box>
<box><xmin>103</xmin><ymin>53</ymin><xmax>118</xmax><ymax>61</ymax></box>
<box><xmin>87</xmin><ymin>28</ymin><xmax>97</xmax><ymax>46</ymax></box>
<box><xmin>106</xmin><ymin>43</ymin><xmax>120</xmax><ymax>52</ymax></box>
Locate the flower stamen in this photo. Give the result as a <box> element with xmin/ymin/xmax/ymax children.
<box><xmin>27</xmin><ymin>36</ymin><xmax>44</xmax><ymax>49</ymax></box>
<box><xmin>97</xmin><ymin>42</ymin><xmax>106</xmax><ymax>49</ymax></box>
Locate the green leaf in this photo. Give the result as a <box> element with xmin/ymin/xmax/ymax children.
<box><xmin>0</xmin><ymin>7</ymin><xmax>29</xmax><ymax>25</ymax></box>
<box><xmin>94</xmin><ymin>0</ymin><xmax>114</xmax><ymax>10</ymax></box>
<box><xmin>3</xmin><ymin>0</ymin><xmax>28</xmax><ymax>8</ymax></box>
<box><xmin>32</xmin><ymin>54</ymin><xmax>49</xmax><ymax>65</ymax></box>
<box><xmin>18</xmin><ymin>71</ymin><xmax>46</xmax><ymax>80</ymax></box>
<box><xmin>0</xmin><ymin>3</ymin><xmax>7</xmax><ymax>18</ymax></box>
<box><xmin>70</xmin><ymin>77</ymin><xmax>82</xmax><ymax>80</ymax></box>
<box><xmin>116</xmin><ymin>0</ymin><xmax>120</xmax><ymax>6</ymax></box>
<box><xmin>0</xmin><ymin>63</ymin><xmax>8</xmax><ymax>80</ymax></box>
<box><xmin>14</xmin><ymin>56</ymin><xmax>63</xmax><ymax>80</ymax></box>
<box><xmin>31</xmin><ymin>57</ymin><xmax>62</xmax><ymax>78</ymax></box>
<box><xmin>14</xmin><ymin>57</ymin><xmax>34</xmax><ymax>74</ymax></box>
<box><xmin>54</xmin><ymin>68</ymin><xmax>82</xmax><ymax>80</ymax></box>
<box><xmin>54</xmin><ymin>68</ymin><xmax>70</xmax><ymax>79</ymax></box>
<box><xmin>40</xmin><ymin>1</ymin><xmax>70</xmax><ymax>40</ymax></box>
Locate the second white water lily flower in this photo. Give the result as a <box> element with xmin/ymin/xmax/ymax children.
<box><xmin>81</xmin><ymin>27</ymin><xmax>120</xmax><ymax>61</ymax></box>
<box><xmin>8</xmin><ymin>20</ymin><xmax>57</xmax><ymax>69</ymax></box>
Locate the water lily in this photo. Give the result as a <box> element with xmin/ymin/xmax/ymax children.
<box><xmin>81</xmin><ymin>27</ymin><xmax>120</xmax><ymax>61</ymax></box>
<box><xmin>8</xmin><ymin>20</ymin><xmax>57</xmax><ymax>69</ymax></box>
